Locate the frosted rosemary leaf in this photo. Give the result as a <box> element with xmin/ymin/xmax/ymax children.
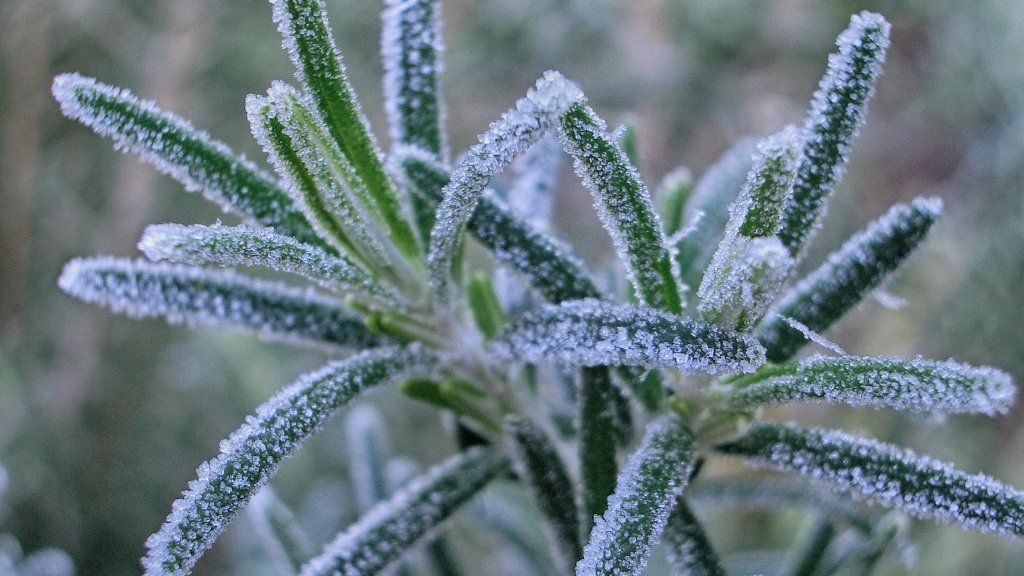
<box><xmin>51</xmin><ymin>73</ymin><xmax>320</xmax><ymax>246</ymax></box>
<box><xmin>578</xmin><ymin>366</ymin><xmax>621</xmax><ymax>526</ymax></box>
<box><xmin>730</xmin><ymin>355</ymin><xmax>1015</xmax><ymax>415</ymax></box>
<box><xmin>717</xmin><ymin>422</ymin><xmax>1024</xmax><ymax>537</ymax></box>
<box><xmin>58</xmin><ymin>257</ymin><xmax>380</xmax><ymax>349</ymax></box>
<box><xmin>507</xmin><ymin>133</ymin><xmax>564</xmax><ymax>228</ymax></box>
<box><xmin>781</xmin><ymin>517</ymin><xmax>836</xmax><ymax>576</ymax></box>
<box><xmin>559</xmin><ymin>103</ymin><xmax>683</xmax><ymax>313</ymax></box>
<box><xmin>428</xmin><ymin>71</ymin><xmax>583</xmax><ymax>301</ymax></box>
<box><xmin>395</xmin><ymin>145</ymin><xmax>600</xmax><ymax>303</ymax></box>
<box><xmin>504</xmin><ymin>416</ymin><xmax>583</xmax><ymax>574</ymax></box>
<box><xmin>657</xmin><ymin>167</ymin><xmax>694</xmax><ymax>238</ymax></box>
<box><xmin>271</xmin><ymin>0</ymin><xmax>420</xmax><ymax>260</ymax></box>
<box><xmin>382</xmin><ymin>0</ymin><xmax>446</xmax><ymax>159</ymax></box>
<box><xmin>142</xmin><ymin>346</ymin><xmax>438</xmax><ymax>576</ymax></box>
<box><xmin>346</xmin><ymin>405</ymin><xmax>392</xmax><ymax>514</ymax></box>
<box><xmin>494</xmin><ymin>299</ymin><xmax>765</xmax><ymax>375</ymax></box>
<box><xmin>688</xmin><ymin>478</ymin><xmax>868</xmax><ymax>531</ymax></box>
<box><xmin>576</xmin><ymin>415</ymin><xmax>695</xmax><ymax>576</ymax></box>
<box><xmin>778</xmin><ymin>12</ymin><xmax>892</xmax><ymax>255</ymax></box>
<box><xmin>300</xmin><ymin>447</ymin><xmax>510</xmax><ymax>576</ymax></box>
<box><xmin>248</xmin><ymin>488</ymin><xmax>314</xmax><ymax>573</ymax></box>
<box><xmin>759</xmin><ymin>197</ymin><xmax>943</xmax><ymax>362</ymax></box>
<box><xmin>664</xmin><ymin>498</ymin><xmax>726</xmax><ymax>576</ymax></box>
<box><xmin>139</xmin><ymin>223</ymin><xmax>401</xmax><ymax>307</ymax></box>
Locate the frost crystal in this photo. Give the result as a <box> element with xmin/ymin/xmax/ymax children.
<box><xmin>300</xmin><ymin>447</ymin><xmax>509</xmax><ymax>576</ymax></box>
<box><xmin>778</xmin><ymin>12</ymin><xmax>892</xmax><ymax>255</ymax></box>
<box><xmin>428</xmin><ymin>71</ymin><xmax>583</xmax><ymax>301</ymax></box>
<box><xmin>777</xmin><ymin>315</ymin><xmax>847</xmax><ymax>355</ymax></box>
<box><xmin>142</xmin><ymin>346</ymin><xmax>438</xmax><ymax>575</ymax></box>
<box><xmin>760</xmin><ymin>197</ymin><xmax>943</xmax><ymax>362</ymax></box>
<box><xmin>730</xmin><ymin>355</ymin><xmax>1016</xmax><ymax>415</ymax></box>
<box><xmin>718</xmin><ymin>423</ymin><xmax>1024</xmax><ymax>537</ymax></box>
<box><xmin>576</xmin><ymin>416</ymin><xmax>695</xmax><ymax>576</ymax></box>
<box><xmin>58</xmin><ymin>257</ymin><xmax>380</xmax><ymax>349</ymax></box>
<box><xmin>494</xmin><ymin>299</ymin><xmax>765</xmax><ymax>375</ymax></box>
<box><xmin>51</xmin><ymin>73</ymin><xmax>320</xmax><ymax>246</ymax></box>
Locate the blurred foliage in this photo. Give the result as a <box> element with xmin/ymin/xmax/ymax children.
<box><xmin>1</xmin><ymin>0</ymin><xmax>1022</xmax><ymax>574</ymax></box>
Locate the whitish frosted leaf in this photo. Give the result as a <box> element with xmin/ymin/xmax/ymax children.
<box><xmin>717</xmin><ymin>422</ymin><xmax>1024</xmax><ymax>537</ymax></box>
<box><xmin>688</xmin><ymin>478</ymin><xmax>869</xmax><ymax>531</ymax></box>
<box><xmin>778</xmin><ymin>12</ymin><xmax>892</xmax><ymax>255</ymax></box>
<box><xmin>271</xmin><ymin>0</ymin><xmax>420</xmax><ymax>260</ymax></box>
<box><xmin>249</xmin><ymin>488</ymin><xmax>314</xmax><ymax>573</ymax></box>
<box><xmin>395</xmin><ymin>145</ymin><xmax>600</xmax><ymax>303</ymax></box>
<box><xmin>494</xmin><ymin>299</ymin><xmax>765</xmax><ymax>375</ymax></box>
<box><xmin>578</xmin><ymin>367</ymin><xmax>621</xmax><ymax>526</ymax></box>
<box><xmin>142</xmin><ymin>346</ymin><xmax>438</xmax><ymax>576</ymax></box>
<box><xmin>506</xmin><ymin>133</ymin><xmax>564</xmax><ymax>228</ymax></box>
<box><xmin>383</xmin><ymin>458</ymin><xmax>461</xmax><ymax>576</ymax></box>
<box><xmin>657</xmin><ymin>167</ymin><xmax>694</xmax><ymax>238</ymax></box>
<box><xmin>346</xmin><ymin>405</ymin><xmax>393</xmax><ymax>515</ymax></box>
<box><xmin>676</xmin><ymin>138</ymin><xmax>758</xmax><ymax>289</ymax></box>
<box><xmin>730</xmin><ymin>355</ymin><xmax>1015</xmax><ymax>415</ymax></box>
<box><xmin>52</xmin><ymin>73</ymin><xmax>321</xmax><ymax>246</ymax></box>
<box><xmin>382</xmin><ymin>0</ymin><xmax>446</xmax><ymax>159</ymax></box>
<box><xmin>759</xmin><ymin>197</ymin><xmax>942</xmax><ymax>362</ymax></box>
<box><xmin>300</xmin><ymin>447</ymin><xmax>509</xmax><ymax>576</ymax></box>
<box><xmin>828</xmin><ymin>513</ymin><xmax>912</xmax><ymax>576</ymax></box>
<box><xmin>15</xmin><ymin>548</ymin><xmax>75</xmax><ymax>576</ymax></box>
<box><xmin>428</xmin><ymin>72</ymin><xmax>583</xmax><ymax>301</ymax></box>
<box><xmin>559</xmin><ymin>103</ymin><xmax>683</xmax><ymax>313</ymax></box>
<box><xmin>664</xmin><ymin>498</ymin><xmax>726</xmax><ymax>576</ymax></box>
<box><xmin>504</xmin><ymin>416</ymin><xmax>583</xmax><ymax>574</ymax></box>
<box><xmin>139</xmin><ymin>223</ymin><xmax>400</xmax><ymax>307</ymax></box>
<box><xmin>776</xmin><ymin>315</ymin><xmax>847</xmax><ymax>356</ymax></box>
<box><xmin>58</xmin><ymin>257</ymin><xmax>380</xmax><ymax>349</ymax></box>
<box><xmin>781</xmin><ymin>517</ymin><xmax>836</xmax><ymax>576</ymax></box>
<box><xmin>576</xmin><ymin>415</ymin><xmax>695</xmax><ymax>576</ymax></box>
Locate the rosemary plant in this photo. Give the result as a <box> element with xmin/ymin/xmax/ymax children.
<box><xmin>54</xmin><ymin>3</ymin><xmax>1021</xmax><ymax>575</ymax></box>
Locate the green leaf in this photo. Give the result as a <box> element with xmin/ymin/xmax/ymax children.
<box><xmin>299</xmin><ymin>447</ymin><xmax>509</xmax><ymax>576</ymax></box>
<box><xmin>494</xmin><ymin>299</ymin><xmax>765</xmax><ymax>374</ymax></box>
<box><xmin>759</xmin><ymin>197</ymin><xmax>943</xmax><ymax>362</ymax></box>
<box><xmin>383</xmin><ymin>458</ymin><xmax>463</xmax><ymax>576</ymax></box>
<box><xmin>717</xmin><ymin>422</ymin><xmax>1024</xmax><ymax>537</ymax></box>
<box><xmin>657</xmin><ymin>167</ymin><xmax>694</xmax><ymax>238</ymax></box>
<box><xmin>51</xmin><ymin>73</ymin><xmax>321</xmax><ymax>247</ymax></box>
<box><xmin>395</xmin><ymin>145</ymin><xmax>601</xmax><ymax>303</ymax></box>
<box><xmin>664</xmin><ymin>498</ymin><xmax>726</xmax><ymax>576</ymax></box>
<box><xmin>503</xmin><ymin>416</ymin><xmax>583</xmax><ymax>574</ymax></box>
<box><xmin>780</xmin><ymin>517</ymin><xmax>836</xmax><ymax>576</ymax></box>
<box><xmin>576</xmin><ymin>415</ymin><xmax>696</xmax><ymax>576</ymax></box>
<box><xmin>58</xmin><ymin>257</ymin><xmax>380</xmax><ymax>349</ymax></box>
<box><xmin>559</xmin><ymin>103</ymin><xmax>683</xmax><ymax>313</ymax></box>
<box><xmin>345</xmin><ymin>406</ymin><xmax>392</xmax><ymax>514</ymax></box>
<box><xmin>467</xmin><ymin>272</ymin><xmax>508</xmax><ymax>339</ymax></box>
<box><xmin>271</xmin><ymin>0</ymin><xmax>421</xmax><ymax>261</ymax></box>
<box><xmin>729</xmin><ymin>354</ymin><xmax>1015</xmax><ymax>415</ymax></box>
<box><xmin>139</xmin><ymin>223</ymin><xmax>402</xmax><ymax>308</ymax></box>
<box><xmin>778</xmin><ymin>12</ymin><xmax>892</xmax><ymax>256</ymax></box>
<box><xmin>248</xmin><ymin>488</ymin><xmax>314</xmax><ymax>574</ymax></box>
<box><xmin>141</xmin><ymin>346</ymin><xmax>438</xmax><ymax>576</ymax></box>
<box><xmin>615</xmin><ymin>367</ymin><xmax>664</xmax><ymax>413</ymax></box>
<box><xmin>427</xmin><ymin>72</ymin><xmax>583</xmax><ymax>301</ymax></box>
<box><xmin>578</xmin><ymin>366</ymin><xmax>621</xmax><ymax>526</ymax></box>
<box><xmin>382</xmin><ymin>0</ymin><xmax>446</xmax><ymax>159</ymax></box>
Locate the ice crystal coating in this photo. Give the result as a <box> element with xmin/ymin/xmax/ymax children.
<box><xmin>576</xmin><ymin>415</ymin><xmax>695</xmax><ymax>576</ymax></box>
<box><xmin>494</xmin><ymin>299</ymin><xmax>765</xmax><ymax>374</ymax></box>
<box><xmin>504</xmin><ymin>416</ymin><xmax>583</xmax><ymax>574</ymax></box>
<box><xmin>717</xmin><ymin>423</ymin><xmax>1024</xmax><ymax>537</ymax></box>
<box><xmin>139</xmin><ymin>223</ymin><xmax>400</xmax><ymax>307</ymax></box>
<box><xmin>300</xmin><ymin>447</ymin><xmax>509</xmax><ymax>576</ymax></box>
<box><xmin>142</xmin><ymin>346</ymin><xmax>438</xmax><ymax>575</ymax></box>
<box><xmin>778</xmin><ymin>12</ymin><xmax>892</xmax><ymax>255</ymax></box>
<box><xmin>382</xmin><ymin>0</ymin><xmax>446</xmax><ymax>159</ymax></box>
<box><xmin>577</xmin><ymin>366</ymin><xmax>622</xmax><ymax>524</ymax></box>
<box><xmin>777</xmin><ymin>315</ymin><xmax>847</xmax><ymax>355</ymax></box>
<box><xmin>730</xmin><ymin>355</ymin><xmax>1016</xmax><ymax>415</ymax></box>
<box><xmin>759</xmin><ymin>197</ymin><xmax>942</xmax><ymax>362</ymax></box>
<box><xmin>506</xmin><ymin>133</ymin><xmax>564</xmax><ymax>228</ymax></box>
<box><xmin>58</xmin><ymin>257</ymin><xmax>380</xmax><ymax>349</ymax></box>
<box><xmin>663</xmin><ymin>498</ymin><xmax>726</xmax><ymax>576</ymax></box>
<box><xmin>559</xmin><ymin>103</ymin><xmax>683</xmax><ymax>313</ymax></box>
<box><xmin>51</xmin><ymin>73</ymin><xmax>321</xmax><ymax>246</ymax></box>
<box><xmin>248</xmin><ymin>488</ymin><xmax>314</xmax><ymax>573</ymax></box>
<box><xmin>428</xmin><ymin>71</ymin><xmax>583</xmax><ymax>301</ymax></box>
<box><xmin>657</xmin><ymin>167</ymin><xmax>694</xmax><ymax>238</ymax></box>
<box><xmin>346</xmin><ymin>405</ymin><xmax>392</xmax><ymax>514</ymax></box>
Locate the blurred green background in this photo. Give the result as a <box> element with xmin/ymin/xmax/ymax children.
<box><xmin>1</xmin><ymin>0</ymin><xmax>1023</xmax><ymax>574</ymax></box>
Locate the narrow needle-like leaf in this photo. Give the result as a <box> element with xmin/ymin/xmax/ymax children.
<box><xmin>427</xmin><ymin>72</ymin><xmax>583</xmax><ymax>301</ymax></box>
<box><xmin>664</xmin><ymin>498</ymin><xmax>726</xmax><ymax>576</ymax></box>
<box><xmin>759</xmin><ymin>197</ymin><xmax>943</xmax><ymax>362</ymax></box>
<box><xmin>578</xmin><ymin>367</ymin><xmax>621</xmax><ymax>527</ymax></box>
<box><xmin>494</xmin><ymin>299</ymin><xmax>765</xmax><ymax>374</ymax></box>
<box><xmin>300</xmin><ymin>447</ymin><xmax>509</xmax><ymax>576</ymax></box>
<box><xmin>729</xmin><ymin>355</ymin><xmax>1015</xmax><ymax>415</ymax></box>
<box><xmin>142</xmin><ymin>346</ymin><xmax>439</xmax><ymax>575</ymax></box>
<box><xmin>248</xmin><ymin>488</ymin><xmax>314</xmax><ymax>573</ymax></box>
<box><xmin>778</xmin><ymin>12</ymin><xmax>892</xmax><ymax>256</ymax></box>
<box><xmin>657</xmin><ymin>167</ymin><xmax>694</xmax><ymax>238</ymax></box>
<box><xmin>58</xmin><ymin>257</ymin><xmax>380</xmax><ymax>349</ymax></box>
<box><xmin>688</xmin><ymin>478</ymin><xmax>869</xmax><ymax>531</ymax></box>
<box><xmin>51</xmin><ymin>73</ymin><xmax>321</xmax><ymax>246</ymax></box>
<box><xmin>717</xmin><ymin>422</ymin><xmax>1024</xmax><ymax>537</ymax></box>
<box><xmin>576</xmin><ymin>415</ymin><xmax>696</xmax><ymax>576</ymax></box>
<box><xmin>559</xmin><ymin>103</ymin><xmax>683</xmax><ymax>313</ymax></box>
<box><xmin>346</xmin><ymin>406</ymin><xmax>393</xmax><ymax>514</ymax></box>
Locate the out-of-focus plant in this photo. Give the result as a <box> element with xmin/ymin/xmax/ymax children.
<box><xmin>51</xmin><ymin>2</ymin><xmax>1022</xmax><ymax>575</ymax></box>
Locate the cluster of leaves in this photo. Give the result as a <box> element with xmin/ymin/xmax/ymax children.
<box><xmin>54</xmin><ymin>1</ymin><xmax>1022</xmax><ymax>575</ymax></box>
